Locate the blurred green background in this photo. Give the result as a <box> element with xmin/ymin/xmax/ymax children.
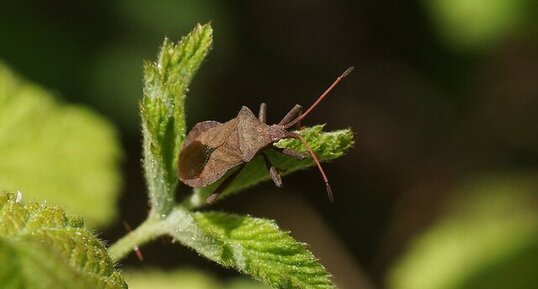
<box><xmin>1</xmin><ymin>1</ymin><xmax>538</xmax><ymax>288</ymax></box>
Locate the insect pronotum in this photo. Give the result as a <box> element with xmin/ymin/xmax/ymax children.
<box><xmin>178</xmin><ymin>67</ymin><xmax>353</xmax><ymax>204</ymax></box>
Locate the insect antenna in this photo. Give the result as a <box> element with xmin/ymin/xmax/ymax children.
<box><xmin>285</xmin><ymin>66</ymin><xmax>354</xmax><ymax>129</ymax></box>
<box><xmin>287</xmin><ymin>132</ymin><xmax>334</xmax><ymax>202</ymax></box>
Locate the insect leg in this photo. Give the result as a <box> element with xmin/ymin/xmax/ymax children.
<box><xmin>261</xmin><ymin>152</ymin><xmax>283</xmax><ymax>187</ymax></box>
<box><xmin>278</xmin><ymin>104</ymin><xmax>302</xmax><ymax>126</ymax></box>
<box><xmin>272</xmin><ymin>146</ymin><xmax>308</xmax><ymax>160</ymax></box>
<box><xmin>206</xmin><ymin>165</ymin><xmax>246</xmax><ymax>204</ymax></box>
<box><xmin>286</xmin><ymin>132</ymin><xmax>334</xmax><ymax>202</ymax></box>
<box><xmin>258</xmin><ymin>103</ymin><xmax>267</xmax><ymax>123</ymax></box>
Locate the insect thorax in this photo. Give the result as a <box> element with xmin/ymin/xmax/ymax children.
<box><xmin>267</xmin><ymin>125</ymin><xmax>288</xmax><ymax>142</ymax></box>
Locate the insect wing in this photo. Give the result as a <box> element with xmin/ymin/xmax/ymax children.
<box><xmin>182</xmin><ymin>121</ymin><xmax>220</xmax><ymax>147</ymax></box>
<box><xmin>178</xmin><ymin>121</ymin><xmax>220</xmax><ymax>183</ymax></box>
<box><xmin>178</xmin><ymin>119</ymin><xmax>243</xmax><ymax>188</ymax></box>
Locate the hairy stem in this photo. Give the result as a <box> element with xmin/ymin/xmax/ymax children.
<box><xmin>180</xmin><ymin>189</ymin><xmax>208</xmax><ymax>210</ymax></box>
<box><xmin>108</xmin><ymin>218</ymin><xmax>166</xmax><ymax>262</ymax></box>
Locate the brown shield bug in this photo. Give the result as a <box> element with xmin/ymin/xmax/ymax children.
<box><xmin>178</xmin><ymin>67</ymin><xmax>353</xmax><ymax>204</ymax></box>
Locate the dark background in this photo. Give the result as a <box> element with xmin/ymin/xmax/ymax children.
<box><xmin>2</xmin><ymin>1</ymin><xmax>537</xmax><ymax>288</ymax></box>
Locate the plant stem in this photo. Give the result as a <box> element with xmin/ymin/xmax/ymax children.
<box><xmin>180</xmin><ymin>189</ymin><xmax>206</xmax><ymax>210</ymax></box>
<box><xmin>108</xmin><ymin>218</ymin><xmax>165</xmax><ymax>262</ymax></box>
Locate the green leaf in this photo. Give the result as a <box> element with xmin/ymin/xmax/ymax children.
<box><xmin>0</xmin><ymin>192</ymin><xmax>127</xmax><ymax>289</ymax></box>
<box><xmin>388</xmin><ymin>173</ymin><xmax>538</xmax><ymax>289</ymax></box>
<box><xmin>183</xmin><ymin>125</ymin><xmax>354</xmax><ymax>208</ymax></box>
<box><xmin>124</xmin><ymin>269</ymin><xmax>272</xmax><ymax>289</ymax></box>
<box><xmin>162</xmin><ymin>208</ymin><xmax>335</xmax><ymax>289</ymax></box>
<box><xmin>225</xmin><ymin>279</ymin><xmax>273</xmax><ymax>289</ymax></box>
<box><xmin>141</xmin><ymin>23</ymin><xmax>213</xmax><ymax>217</ymax></box>
<box><xmin>424</xmin><ymin>0</ymin><xmax>529</xmax><ymax>51</ymax></box>
<box><xmin>0</xmin><ymin>62</ymin><xmax>122</xmax><ymax>227</ymax></box>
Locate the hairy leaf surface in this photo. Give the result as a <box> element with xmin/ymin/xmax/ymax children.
<box><xmin>0</xmin><ymin>192</ymin><xmax>126</xmax><ymax>289</ymax></box>
<box><xmin>163</xmin><ymin>208</ymin><xmax>335</xmax><ymax>289</ymax></box>
<box><xmin>141</xmin><ymin>23</ymin><xmax>212</xmax><ymax>217</ymax></box>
